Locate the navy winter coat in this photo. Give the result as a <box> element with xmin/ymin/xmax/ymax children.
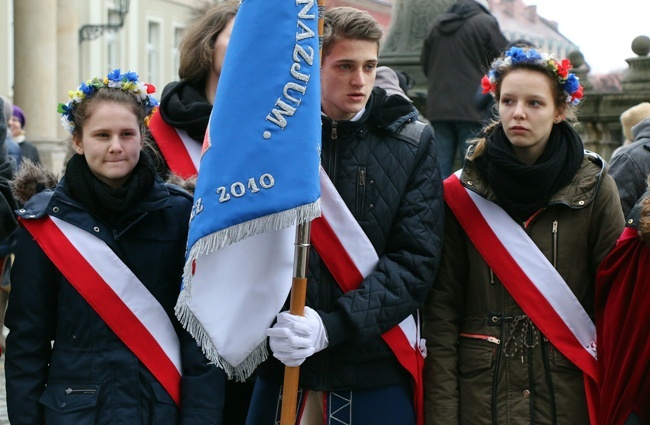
<box><xmin>5</xmin><ymin>177</ymin><xmax>225</xmax><ymax>425</ymax></box>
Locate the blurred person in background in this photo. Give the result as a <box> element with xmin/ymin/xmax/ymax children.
<box><xmin>9</xmin><ymin>104</ymin><xmax>41</xmax><ymax>165</ymax></box>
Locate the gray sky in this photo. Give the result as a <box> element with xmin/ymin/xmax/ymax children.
<box><xmin>531</xmin><ymin>0</ymin><xmax>648</xmax><ymax>74</ymax></box>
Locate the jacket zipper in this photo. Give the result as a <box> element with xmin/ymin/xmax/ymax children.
<box><xmin>492</xmin><ymin>292</ymin><xmax>508</xmax><ymax>424</ymax></box>
<box><xmin>543</xmin><ymin>216</ymin><xmax>559</xmax><ymax>423</ymax></box>
<box><xmin>356</xmin><ymin>167</ymin><xmax>366</xmax><ymax>218</ymax></box>
<box><xmin>459</xmin><ymin>333</ymin><xmax>500</xmax><ymax>344</ymax></box>
<box><xmin>552</xmin><ymin>220</ymin><xmax>558</xmax><ymax>268</ymax></box>
<box><xmin>326</xmin><ymin>120</ymin><xmax>338</xmax><ymax>183</ymax></box>
<box><xmin>541</xmin><ymin>337</ymin><xmax>558</xmax><ymax>425</ymax></box>
<box><xmin>527</xmin><ymin>324</ymin><xmax>536</xmax><ymax>422</ymax></box>
<box><xmin>318</xmin><ymin>119</ymin><xmax>338</xmax><ymax>390</ymax></box>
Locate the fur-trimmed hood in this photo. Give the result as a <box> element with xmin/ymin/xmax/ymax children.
<box><xmin>11</xmin><ymin>159</ymin><xmax>58</xmax><ymax>206</ymax></box>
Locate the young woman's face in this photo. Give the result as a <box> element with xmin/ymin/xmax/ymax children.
<box><xmin>211</xmin><ymin>18</ymin><xmax>235</xmax><ymax>82</ymax></box>
<box><xmin>73</xmin><ymin>102</ymin><xmax>142</xmax><ymax>189</ymax></box>
<box><xmin>320</xmin><ymin>38</ymin><xmax>378</xmax><ymax>121</ymax></box>
<box><xmin>498</xmin><ymin>69</ymin><xmax>563</xmax><ymax>165</ymax></box>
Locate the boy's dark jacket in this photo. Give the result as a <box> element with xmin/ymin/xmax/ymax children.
<box><xmin>258</xmin><ymin>87</ymin><xmax>444</xmax><ymax>390</ymax></box>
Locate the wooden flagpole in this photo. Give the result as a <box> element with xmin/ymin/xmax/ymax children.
<box><xmin>279</xmin><ymin>223</ymin><xmax>311</xmax><ymax>425</ymax></box>
<box><xmin>279</xmin><ymin>1</ymin><xmax>325</xmax><ymax>424</ymax></box>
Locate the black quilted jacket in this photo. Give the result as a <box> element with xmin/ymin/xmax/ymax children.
<box><xmin>258</xmin><ymin>88</ymin><xmax>444</xmax><ymax>390</ymax></box>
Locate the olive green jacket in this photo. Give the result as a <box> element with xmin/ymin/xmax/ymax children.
<box><xmin>423</xmin><ymin>153</ymin><xmax>624</xmax><ymax>425</ymax></box>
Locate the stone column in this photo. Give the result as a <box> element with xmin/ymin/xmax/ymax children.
<box><xmin>52</xmin><ymin>0</ymin><xmax>81</xmax><ymax>175</ymax></box>
<box><xmin>13</xmin><ymin>0</ymin><xmax>63</xmax><ymax>173</ymax></box>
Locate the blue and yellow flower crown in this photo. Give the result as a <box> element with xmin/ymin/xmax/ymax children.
<box><xmin>57</xmin><ymin>69</ymin><xmax>159</xmax><ymax>134</ymax></box>
<box><xmin>481</xmin><ymin>47</ymin><xmax>584</xmax><ymax>106</ymax></box>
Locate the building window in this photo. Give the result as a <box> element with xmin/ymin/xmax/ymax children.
<box><xmin>147</xmin><ymin>20</ymin><xmax>161</xmax><ymax>85</ymax></box>
<box><xmin>172</xmin><ymin>26</ymin><xmax>184</xmax><ymax>80</ymax></box>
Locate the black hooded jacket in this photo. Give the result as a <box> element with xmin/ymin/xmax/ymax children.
<box><xmin>421</xmin><ymin>0</ymin><xmax>507</xmax><ymax>122</ymax></box>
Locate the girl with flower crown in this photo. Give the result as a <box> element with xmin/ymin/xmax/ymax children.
<box><xmin>4</xmin><ymin>70</ymin><xmax>226</xmax><ymax>425</ymax></box>
<box><xmin>422</xmin><ymin>47</ymin><xmax>624</xmax><ymax>425</ymax></box>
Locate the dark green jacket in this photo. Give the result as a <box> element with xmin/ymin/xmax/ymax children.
<box><xmin>423</xmin><ymin>153</ymin><xmax>624</xmax><ymax>425</ymax></box>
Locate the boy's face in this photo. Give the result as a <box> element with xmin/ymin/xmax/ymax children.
<box><xmin>321</xmin><ymin>38</ymin><xmax>378</xmax><ymax>121</ymax></box>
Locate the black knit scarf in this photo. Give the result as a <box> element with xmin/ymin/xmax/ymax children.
<box><xmin>64</xmin><ymin>153</ymin><xmax>156</xmax><ymax>225</ymax></box>
<box><xmin>473</xmin><ymin>121</ymin><xmax>584</xmax><ymax>221</ymax></box>
<box><xmin>159</xmin><ymin>80</ymin><xmax>212</xmax><ymax>142</ymax></box>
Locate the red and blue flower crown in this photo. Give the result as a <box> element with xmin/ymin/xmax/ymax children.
<box><xmin>57</xmin><ymin>69</ymin><xmax>159</xmax><ymax>134</ymax></box>
<box><xmin>481</xmin><ymin>47</ymin><xmax>584</xmax><ymax>106</ymax></box>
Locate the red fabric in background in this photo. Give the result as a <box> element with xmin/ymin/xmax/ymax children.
<box><xmin>595</xmin><ymin>228</ymin><xmax>650</xmax><ymax>425</ymax></box>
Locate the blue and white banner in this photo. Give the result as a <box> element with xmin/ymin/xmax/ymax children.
<box><xmin>175</xmin><ymin>0</ymin><xmax>321</xmax><ymax>380</ymax></box>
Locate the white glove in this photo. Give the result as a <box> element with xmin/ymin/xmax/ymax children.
<box><xmin>266</xmin><ymin>306</ymin><xmax>329</xmax><ymax>367</ymax></box>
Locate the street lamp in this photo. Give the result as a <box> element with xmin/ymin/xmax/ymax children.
<box><xmin>79</xmin><ymin>0</ymin><xmax>131</xmax><ymax>43</ymax></box>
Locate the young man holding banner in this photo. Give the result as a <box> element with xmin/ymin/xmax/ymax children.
<box><xmin>246</xmin><ymin>7</ymin><xmax>444</xmax><ymax>425</ymax></box>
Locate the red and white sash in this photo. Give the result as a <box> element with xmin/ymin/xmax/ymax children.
<box><xmin>20</xmin><ymin>215</ymin><xmax>182</xmax><ymax>405</ymax></box>
<box><xmin>148</xmin><ymin>111</ymin><xmax>201</xmax><ymax>178</ymax></box>
<box><xmin>311</xmin><ymin>169</ymin><xmax>425</xmax><ymax>425</ymax></box>
<box><xmin>444</xmin><ymin>173</ymin><xmax>598</xmax><ymax>422</ymax></box>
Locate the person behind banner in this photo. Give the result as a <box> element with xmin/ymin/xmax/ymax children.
<box><xmin>423</xmin><ymin>46</ymin><xmax>624</xmax><ymax>425</ymax></box>
<box><xmin>246</xmin><ymin>7</ymin><xmax>444</xmax><ymax>425</ymax></box>
<box><xmin>146</xmin><ymin>0</ymin><xmax>238</xmax><ymax>180</ymax></box>
<box><xmin>596</xmin><ymin>183</ymin><xmax>650</xmax><ymax>425</ymax></box>
<box><xmin>146</xmin><ymin>1</ymin><xmax>256</xmax><ymax>421</ymax></box>
<box><xmin>4</xmin><ymin>70</ymin><xmax>226</xmax><ymax>425</ymax></box>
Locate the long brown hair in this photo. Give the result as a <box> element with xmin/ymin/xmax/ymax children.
<box><xmin>178</xmin><ymin>0</ymin><xmax>239</xmax><ymax>85</ymax></box>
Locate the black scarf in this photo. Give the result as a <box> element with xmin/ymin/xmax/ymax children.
<box><xmin>473</xmin><ymin>121</ymin><xmax>584</xmax><ymax>221</ymax></box>
<box><xmin>159</xmin><ymin>80</ymin><xmax>212</xmax><ymax>142</ymax></box>
<box><xmin>64</xmin><ymin>153</ymin><xmax>156</xmax><ymax>225</ymax></box>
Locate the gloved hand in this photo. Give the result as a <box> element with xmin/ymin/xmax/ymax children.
<box><xmin>266</xmin><ymin>306</ymin><xmax>329</xmax><ymax>367</ymax></box>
